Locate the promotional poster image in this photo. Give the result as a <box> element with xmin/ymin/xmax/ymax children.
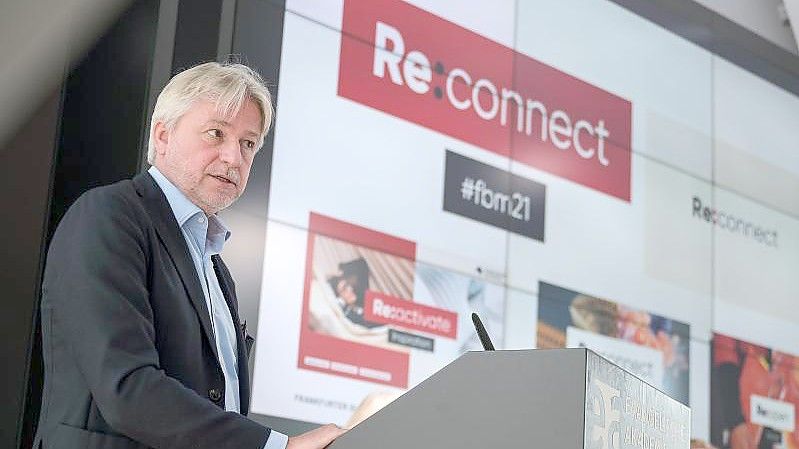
<box><xmin>537</xmin><ymin>281</ymin><xmax>690</xmax><ymax>405</ymax></box>
<box><xmin>252</xmin><ymin>213</ymin><xmax>505</xmax><ymax>424</ymax></box>
<box><xmin>711</xmin><ymin>333</ymin><xmax>799</xmax><ymax>449</ymax></box>
<box><xmin>298</xmin><ymin>212</ymin><xmax>506</xmax><ymax>389</ymax></box>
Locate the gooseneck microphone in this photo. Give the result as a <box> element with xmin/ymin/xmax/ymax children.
<box><xmin>471</xmin><ymin>312</ymin><xmax>495</xmax><ymax>351</ymax></box>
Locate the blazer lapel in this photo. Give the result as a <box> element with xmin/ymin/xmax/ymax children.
<box><xmin>211</xmin><ymin>255</ymin><xmax>251</xmax><ymax>414</ymax></box>
<box><xmin>133</xmin><ymin>172</ymin><xmax>219</xmax><ymax>362</ymax></box>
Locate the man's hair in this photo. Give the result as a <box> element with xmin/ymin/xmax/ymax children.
<box><xmin>147</xmin><ymin>61</ymin><xmax>274</xmax><ymax>164</ymax></box>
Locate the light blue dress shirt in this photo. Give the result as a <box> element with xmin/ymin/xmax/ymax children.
<box><xmin>149</xmin><ymin>167</ymin><xmax>288</xmax><ymax>449</ymax></box>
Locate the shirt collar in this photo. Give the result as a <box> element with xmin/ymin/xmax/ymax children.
<box><xmin>205</xmin><ymin>213</ymin><xmax>229</xmax><ymax>255</ymax></box>
<box><xmin>148</xmin><ymin>166</ymin><xmax>231</xmax><ymax>255</ymax></box>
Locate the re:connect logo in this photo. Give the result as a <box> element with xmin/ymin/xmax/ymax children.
<box><xmin>691</xmin><ymin>196</ymin><xmax>778</xmax><ymax>248</ymax></box>
<box><xmin>338</xmin><ymin>0</ymin><xmax>633</xmax><ymax>201</ymax></box>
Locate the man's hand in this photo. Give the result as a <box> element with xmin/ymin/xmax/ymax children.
<box><xmin>345</xmin><ymin>391</ymin><xmax>401</xmax><ymax>429</ymax></box>
<box><xmin>287</xmin><ymin>424</ymin><xmax>347</xmax><ymax>449</ymax></box>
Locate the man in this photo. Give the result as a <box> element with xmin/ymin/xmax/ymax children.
<box><xmin>34</xmin><ymin>62</ymin><xmax>346</xmax><ymax>448</ymax></box>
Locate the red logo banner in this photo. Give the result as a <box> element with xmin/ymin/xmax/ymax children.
<box><xmin>364</xmin><ymin>290</ymin><xmax>458</xmax><ymax>339</ymax></box>
<box><xmin>338</xmin><ymin>0</ymin><xmax>633</xmax><ymax>201</ymax></box>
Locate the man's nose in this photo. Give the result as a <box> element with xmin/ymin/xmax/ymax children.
<box><xmin>218</xmin><ymin>138</ymin><xmax>242</xmax><ymax>167</ymax></box>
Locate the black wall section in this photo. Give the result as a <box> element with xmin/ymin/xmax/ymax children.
<box><xmin>48</xmin><ymin>0</ymin><xmax>160</xmax><ymax>234</ymax></box>
<box><xmin>0</xmin><ymin>91</ymin><xmax>62</xmax><ymax>449</ymax></box>
<box><xmin>20</xmin><ymin>2</ymin><xmax>161</xmax><ymax>448</ymax></box>
<box><xmin>172</xmin><ymin>0</ymin><xmax>225</xmax><ymax>73</ymax></box>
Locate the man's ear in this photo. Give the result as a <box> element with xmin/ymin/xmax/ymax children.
<box><xmin>153</xmin><ymin>121</ymin><xmax>170</xmax><ymax>157</ymax></box>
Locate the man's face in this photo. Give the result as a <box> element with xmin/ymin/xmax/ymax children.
<box><xmin>153</xmin><ymin>98</ymin><xmax>262</xmax><ymax>214</ymax></box>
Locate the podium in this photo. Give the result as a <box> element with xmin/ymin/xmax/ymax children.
<box><xmin>330</xmin><ymin>348</ymin><xmax>690</xmax><ymax>449</ymax></box>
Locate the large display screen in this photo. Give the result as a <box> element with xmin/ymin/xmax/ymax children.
<box><xmin>230</xmin><ymin>0</ymin><xmax>799</xmax><ymax>440</ymax></box>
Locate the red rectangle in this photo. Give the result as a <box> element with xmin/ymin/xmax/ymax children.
<box><xmin>364</xmin><ymin>290</ymin><xmax>458</xmax><ymax>339</ymax></box>
<box><xmin>298</xmin><ymin>213</ymin><xmax>415</xmax><ymax>388</ymax></box>
<box><xmin>338</xmin><ymin>0</ymin><xmax>632</xmax><ymax>201</ymax></box>
<box><xmin>309</xmin><ymin>212</ymin><xmax>416</xmax><ymax>260</ymax></box>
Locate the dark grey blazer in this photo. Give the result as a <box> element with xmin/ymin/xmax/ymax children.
<box><xmin>34</xmin><ymin>172</ymin><xmax>271</xmax><ymax>448</ymax></box>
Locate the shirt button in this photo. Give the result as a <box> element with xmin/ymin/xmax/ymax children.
<box><xmin>198</xmin><ymin>216</ymin><xmax>206</xmax><ymax>224</ymax></box>
<box><xmin>209</xmin><ymin>388</ymin><xmax>222</xmax><ymax>402</ymax></box>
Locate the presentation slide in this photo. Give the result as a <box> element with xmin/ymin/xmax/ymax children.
<box><xmin>251</xmin><ymin>214</ymin><xmax>505</xmax><ymax>424</ymax></box>
<box><xmin>240</xmin><ymin>0</ymin><xmax>799</xmax><ymax>438</ymax></box>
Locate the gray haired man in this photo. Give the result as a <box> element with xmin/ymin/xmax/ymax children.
<box><xmin>35</xmin><ymin>62</ymin><xmax>345</xmax><ymax>449</ymax></box>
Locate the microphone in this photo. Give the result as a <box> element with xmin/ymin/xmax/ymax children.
<box><xmin>471</xmin><ymin>312</ymin><xmax>495</xmax><ymax>351</ymax></box>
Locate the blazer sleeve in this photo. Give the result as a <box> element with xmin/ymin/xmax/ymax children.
<box><xmin>43</xmin><ymin>188</ymin><xmax>271</xmax><ymax>449</ymax></box>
